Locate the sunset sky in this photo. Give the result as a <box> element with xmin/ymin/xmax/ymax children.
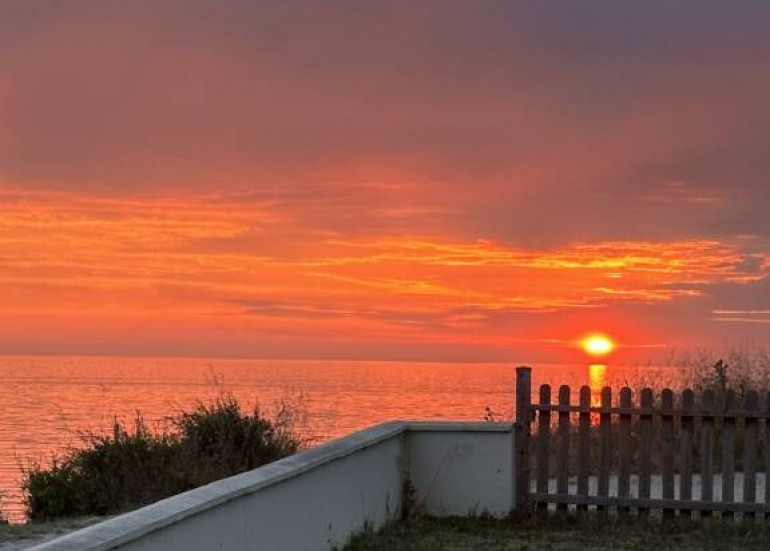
<box><xmin>1</xmin><ymin>2</ymin><xmax>768</xmax><ymax>362</ymax></box>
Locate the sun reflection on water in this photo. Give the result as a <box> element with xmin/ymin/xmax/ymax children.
<box><xmin>588</xmin><ymin>363</ymin><xmax>607</xmax><ymax>406</ymax></box>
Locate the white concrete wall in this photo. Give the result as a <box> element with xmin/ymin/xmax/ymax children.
<box><xmin>119</xmin><ymin>437</ymin><xmax>404</xmax><ymax>551</ymax></box>
<box><xmin>31</xmin><ymin>422</ymin><xmax>515</xmax><ymax>551</ymax></box>
<box><xmin>406</xmin><ymin>422</ymin><xmax>514</xmax><ymax>516</ymax></box>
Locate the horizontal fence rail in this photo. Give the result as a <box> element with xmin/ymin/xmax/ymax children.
<box><xmin>514</xmin><ymin>366</ymin><xmax>770</xmax><ymax>520</ymax></box>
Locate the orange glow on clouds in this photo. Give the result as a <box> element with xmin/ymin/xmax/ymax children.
<box><xmin>0</xmin><ymin>187</ymin><xmax>766</xmax><ymax>359</ymax></box>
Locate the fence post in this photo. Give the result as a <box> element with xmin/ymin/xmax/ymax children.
<box><xmin>515</xmin><ymin>366</ymin><xmax>532</xmax><ymax>512</ymax></box>
<box><xmin>743</xmin><ymin>391</ymin><xmax>758</xmax><ymax>521</ymax></box>
<box><xmin>661</xmin><ymin>389</ymin><xmax>675</xmax><ymax>518</ymax></box>
<box><xmin>722</xmin><ymin>390</ymin><xmax>737</xmax><ymax>521</ymax></box>
<box><xmin>618</xmin><ymin>387</ymin><xmax>632</xmax><ymax>512</ymax></box>
<box><xmin>680</xmin><ymin>389</ymin><xmax>695</xmax><ymax>518</ymax></box>
<box><xmin>598</xmin><ymin>387</ymin><xmax>612</xmax><ymax>512</ymax></box>
<box><xmin>700</xmin><ymin>390</ymin><xmax>715</xmax><ymax>520</ymax></box>
<box><xmin>577</xmin><ymin>386</ymin><xmax>591</xmax><ymax>511</ymax></box>
<box><xmin>639</xmin><ymin>388</ymin><xmax>653</xmax><ymax>516</ymax></box>
<box><xmin>556</xmin><ymin>385</ymin><xmax>571</xmax><ymax>511</ymax></box>
<box><xmin>536</xmin><ymin>384</ymin><xmax>552</xmax><ymax>511</ymax></box>
<box><xmin>765</xmin><ymin>392</ymin><xmax>770</xmax><ymax>520</ymax></box>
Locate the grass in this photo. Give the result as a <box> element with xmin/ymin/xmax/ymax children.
<box><xmin>20</xmin><ymin>393</ymin><xmax>304</xmax><ymax>521</ymax></box>
<box><xmin>343</xmin><ymin>513</ymin><xmax>770</xmax><ymax>551</ymax></box>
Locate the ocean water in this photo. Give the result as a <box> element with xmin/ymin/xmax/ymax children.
<box><xmin>0</xmin><ymin>355</ymin><xmax>681</xmax><ymax>521</ymax></box>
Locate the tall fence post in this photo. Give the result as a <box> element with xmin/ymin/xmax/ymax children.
<box><xmin>515</xmin><ymin>366</ymin><xmax>532</xmax><ymax>512</ymax></box>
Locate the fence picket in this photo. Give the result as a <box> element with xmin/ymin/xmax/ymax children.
<box><xmin>536</xmin><ymin>384</ymin><xmax>551</xmax><ymax>511</ymax></box>
<box><xmin>722</xmin><ymin>390</ymin><xmax>737</xmax><ymax>521</ymax></box>
<box><xmin>661</xmin><ymin>389</ymin><xmax>675</xmax><ymax>517</ymax></box>
<box><xmin>618</xmin><ymin>387</ymin><xmax>632</xmax><ymax>512</ymax></box>
<box><xmin>743</xmin><ymin>390</ymin><xmax>758</xmax><ymax>520</ymax></box>
<box><xmin>577</xmin><ymin>386</ymin><xmax>591</xmax><ymax>511</ymax></box>
<box><xmin>680</xmin><ymin>389</ymin><xmax>695</xmax><ymax>517</ymax></box>
<box><xmin>639</xmin><ymin>388</ymin><xmax>653</xmax><ymax>515</ymax></box>
<box><xmin>598</xmin><ymin>387</ymin><xmax>612</xmax><ymax>512</ymax></box>
<box><xmin>557</xmin><ymin>385</ymin><xmax>571</xmax><ymax>511</ymax></box>
<box><xmin>765</xmin><ymin>392</ymin><xmax>770</xmax><ymax>521</ymax></box>
<box><xmin>516</xmin><ymin>368</ymin><xmax>770</xmax><ymax>521</ymax></box>
<box><xmin>700</xmin><ymin>390</ymin><xmax>715</xmax><ymax>519</ymax></box>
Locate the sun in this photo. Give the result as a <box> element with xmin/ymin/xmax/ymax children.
<box><xmin>581</xmin><ymin>334</ymin><xmax>615</xmax><ymax>357</ymax></box>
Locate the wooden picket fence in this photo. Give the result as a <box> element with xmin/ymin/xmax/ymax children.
<box><xmin>514</xmin><ymin>366</ymin><xmax>770</xmax><ymax>519</ymax></box>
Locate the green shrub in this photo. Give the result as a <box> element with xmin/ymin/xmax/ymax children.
<box><xmin>22</xmin><ymin>394</ymin><xmax>303</xmax><ymax>521</ymax></box>
<box><xmin>175</xmin><ymin>397</ymin><xmax>301</xmax><ymax>487</ymax></box>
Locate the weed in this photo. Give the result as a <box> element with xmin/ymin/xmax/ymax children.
<box><xmin>21</xmin><ymin>393</ymin><xmax>304</xmax><ymax>520</ymax></box>
<box><xmin>342</xmin><ymin>513</ymin><xmax>770</xmax><ymax>550</ymax></box>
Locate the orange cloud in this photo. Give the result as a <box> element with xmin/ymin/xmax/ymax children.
<box><xmin>1</xmin><ymin>188</ymin><xmax>765</xmax><ymax>358</ymax></box>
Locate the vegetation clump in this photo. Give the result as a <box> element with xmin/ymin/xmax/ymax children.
<box><xmin>22</xmin><ymin>395</ymin><xmax>303</xmax><ymax>521</ymax></box>
<box><xmin>677</xmin><ymin>346</ymin><xmax>770</xmax><ymax>399</ymax></box>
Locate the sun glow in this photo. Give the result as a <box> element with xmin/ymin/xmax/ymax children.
<box><xmin>582</xmin><ymin>334</ymin><xmax>614</xmax><ymax>357</ymax></box>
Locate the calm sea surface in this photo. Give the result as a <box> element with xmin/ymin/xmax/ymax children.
<box><xmin>0</xmin><ymin>355</ymin><xmax>682</xmax><ymax>521</ymax></box>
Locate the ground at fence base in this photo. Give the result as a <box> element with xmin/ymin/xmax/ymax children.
<box><xmin>342</xmin><ymin>513</ymin><xmax>770</xmax><ymax>551</ymax></box>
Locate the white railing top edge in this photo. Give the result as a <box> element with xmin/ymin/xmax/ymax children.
<box><xmin>405</xmin><ymin>421</ymin><xmax>513</xmax><ymax>432</ymax></box>
<box><xmin>30</xmin><ymin>420</ymin><xmax>513</xmax><ymax>551</ymax></box>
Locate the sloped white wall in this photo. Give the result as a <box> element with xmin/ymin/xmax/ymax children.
<box><xmin>31</xmin><ymin>422</ymin><xmax>515</xmax><ymax>551</ymax></box>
